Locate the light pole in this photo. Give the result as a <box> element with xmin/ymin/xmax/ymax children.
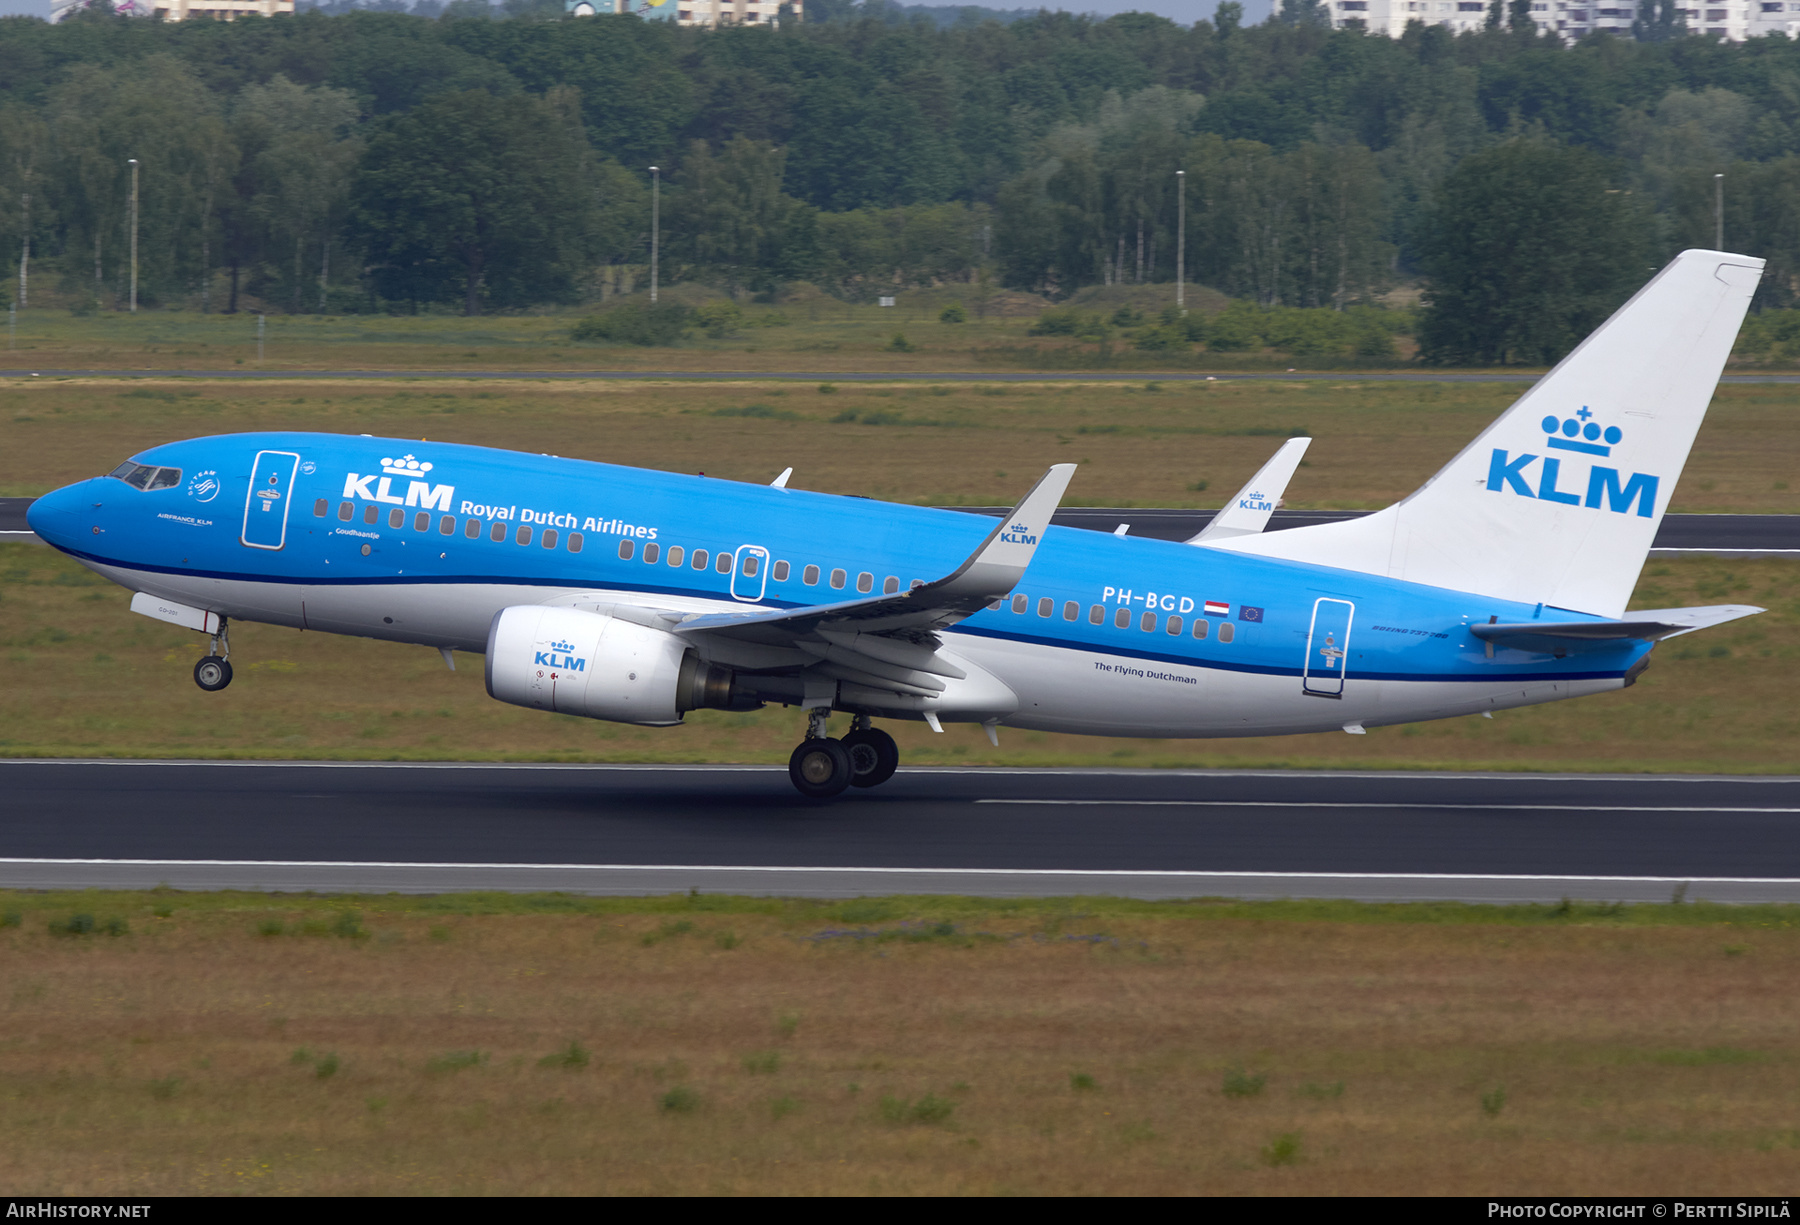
<box><xmin>649</xmin><ymin>165</ymin><xmax>660</xmax><ymax>304</ymax></box>
<box><xmin>1175</xmin><ymin>169</ymin><xmax>1186</xmax><ymax>313</ymax></box>
<box><xmin>127</xmin><ymin>158</ymin><xmax>139</xmax><ymax>313</ymax></box>
<box><xmin>1714</xmin><ymin>172</ymin><xmax>1724</xmax><ymax>251</ymax></box>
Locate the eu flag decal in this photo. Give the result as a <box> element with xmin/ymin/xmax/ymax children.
<box><xmin>1238</xmin><ymin>606</ymin><xmax>1264</xmax><ymax>622</ymax></box>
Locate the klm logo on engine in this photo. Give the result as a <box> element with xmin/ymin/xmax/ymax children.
<box><xmin>1000</xmin><ymin>521</ymin><xmax>1037</xmax><ymax>545</ymax></box>
<box><xmin>1484</xmin><ymin>409</ymin><xmax>1658</xmax><ymax>519</ymax></box>
<box><xmin>534</xmin><ymin>638</ymin><xmax>586</xmax><ymax>672</ymax></box>
<box><xmin>342</xmin><ymin>454</ymin><xmax>454</xmax><ymax>511</ymax></box>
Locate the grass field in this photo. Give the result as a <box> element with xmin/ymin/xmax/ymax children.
<box><xmin>3</xmin><ymin>890</ymin><xmax>1798</xmax><ymax>1195</ymax></box>
<box><xmin>3</xmin><ymin>542</ymin><xmax>1795</xmax><ymax>772</ymax></box>
<box><xmin>4</xmin><ymin>374</ymin><xmax>1798</xmax><ymax>512</ymax></box>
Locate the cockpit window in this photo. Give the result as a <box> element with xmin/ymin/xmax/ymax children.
<box><xmin>108</xmin><ymin>461</ymin><xmax>181</xmax><ymax>491</ymax></box>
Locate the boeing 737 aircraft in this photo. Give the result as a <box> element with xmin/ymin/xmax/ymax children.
<box><xmin>25</xmin><ymin>250</ymin><xmax>1768</xmax><ymax>796</ymax></box>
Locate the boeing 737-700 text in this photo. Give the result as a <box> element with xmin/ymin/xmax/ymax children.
<box><xmin>26</xmin><ymin>250</ymin><xmax>1768</xmax><ymax>796</ymax></box>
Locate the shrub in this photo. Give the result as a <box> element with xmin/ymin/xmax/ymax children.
<box><xmin>939</xmin><ymin>302</ymin><xmax>968</xmax><ymax>323</ymax></box>
<box><xmin>1222</xmin><ymin>1066</ymin><xmax>1267</xmax><ymax>1098</ymax></box>
<box><xmin>570</xmin><ymin>302</ymin><xmax>692</xmax><ymax>346</ymax></box>
<box><xmin>538</xmin><ymin>1041</ymin><xmax>590</xmax><ymax>1070</ymax></box>
<box><xmin>660</xmin><ymin>1085</ymin><xmax>701</xmax><ymax>1114</ymax></box>
<box><xmin>1110</xmin><ymin>305</ymin><xmax>1145</xmax><ymax>327</ymax></box>
<box><xmin>692</xmin><ymin>302</ymin><xmax>743</xmax><ymax>339</ymax></box>
<box><xmin>1029</xmin><ymin>307</ymin><xmax>1110</xmax><ymax>341</ymax></box>
<box><xmin>1261</xmin><ymin>1132</ymin><xmax>1301</xmax><ymax>1166</ymax></box>
<box><xmin>887</xmin><ymin>332</ymin><xmax>915</xmax><ymax>352</ymax></box>
<box><xmin>1070</xmin><ymin>1072</ymin><xmax>1098</xmax><ymax>1092</ymax></box>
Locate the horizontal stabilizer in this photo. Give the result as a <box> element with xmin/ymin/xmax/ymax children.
<box><xmin>1472</xmin><ymin>604</ymin><xmax>1762</xmax><ymax>654</ymax></box>
<box><xmin>1189</xmin><ymin>437</ymin><xmax>1311</xmax><ymax>544</ymax></box>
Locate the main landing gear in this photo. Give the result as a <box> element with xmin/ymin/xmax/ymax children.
<box><xmin>787</xmin><ymin>711</ymin><xmax>900</xmax><ymax>799</ymax></box>
<box><xmin>193</xmin><ymin>618</ymin><xmax>233</xmax><ymax>692</ymax></box>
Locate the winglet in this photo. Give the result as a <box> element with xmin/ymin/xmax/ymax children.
<box><xmin>1189</xmin><ymin>437</ymin><xmax>1310</xmax><ymax>544</ymax></box>
<box><xmin>925</xmin><ymin>463</ymin><xmax>1077</xmax><ymax>604</ymax></box>
<box><xmin>770</xmin><ymin>467</ymin><xmax>793</xmax><ymax>489</ymax></box>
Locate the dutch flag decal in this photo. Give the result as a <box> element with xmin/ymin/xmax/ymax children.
<box><xmin>1203</xmin><ymin>600</ymin><xmax>1230</xmax><ymax>617</ymax></box>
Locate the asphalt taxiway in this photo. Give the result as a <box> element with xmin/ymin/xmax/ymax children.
<box><xmin>3</xmin><ymin>761</ymin><xmax>1796</xmax><ymax>904</ymax></box>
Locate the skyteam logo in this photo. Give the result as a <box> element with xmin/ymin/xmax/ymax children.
<box><xmin>186</xmin><ymin>470</ymin><xmax>220</xmax><ymax>503</ymax></box>
<box><xmin>535</xmin><ymin>639</ymin><xmax>586</xmax><ymax>672</ymax></box>
<box><xmin>1000</xmin><ymin>521</ymin><xmax>1037</xmax><ymax>545</ymax></box>
<box><xmin>343</xmin><ymin>454</ymin><xmax>454</xmax><ymax>511</ymax></box>
<box><xmin>1485</xmin><ymin>407</ymin><xmax>1658</xmax><ymax>519</ymax></box>
<box><xmin>1237</xmin><ymin>488</ymin><xmax>1273</xmax><ymax>512</ymax></box>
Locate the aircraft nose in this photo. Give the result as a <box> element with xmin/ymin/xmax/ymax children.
<box><xmin>25</xmin><ymin>483</ymin><xmax>91</xmax><ymax>549</ymax></box>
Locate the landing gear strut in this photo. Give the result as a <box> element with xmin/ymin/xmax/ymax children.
<box><xmin>193</xmin><ymin>617</ymin><xmax>233</xmax><ymax>692</ymax></box>
<box><xmin>786</xmin><ymin>711</ymin><xmax>901</xmax><ymax>798</ymax></box>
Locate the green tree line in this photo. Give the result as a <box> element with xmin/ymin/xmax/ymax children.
<box><xmin>5</xmin><ymin>7</ymin><xmax>1800</xmax><ymax>346</ymax></box>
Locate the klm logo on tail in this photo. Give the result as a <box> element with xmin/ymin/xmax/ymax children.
<box><xmin>1000</xmin><ymin>521</ymin><xmax>1038</xmax><ymax>545</ymax></box>
<box><xmin>1485</xmin><ymin>409</ymin><xmax>1658</xmax><ymax>518</ymax></box>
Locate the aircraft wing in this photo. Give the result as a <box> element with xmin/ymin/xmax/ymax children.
<box><xmin>675</xmin><ymin>463</ymin><xmax>1077</xmax><ymax>649</ymax></box>
<box><xmin>1188</xmin><ymin>437</ymin><xmax>1311</xmax><ymax>544</ymax></box>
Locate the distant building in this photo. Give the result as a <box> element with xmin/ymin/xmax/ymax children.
<box><xmin>51</xmin><ymin>0</ymin><xmax>293</xmax><ymax>18</ymax></box>
<box><xmin>1275</xmin><ymin>0</ymin><xmax>1800</xmax><ymax>42</ymax></box>
<box><xmin>566</xmin><ymin>0</ymin><xmax>800</xmax><ymax>26</ymax></box>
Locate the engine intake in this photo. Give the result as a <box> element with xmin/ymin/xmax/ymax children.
<box><xmin>485</xmin><ymin>605</ymin><xmax>747</xmax><ymax>725</ymax></box>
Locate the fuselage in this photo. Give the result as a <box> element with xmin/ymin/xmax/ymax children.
<box><xmin>27</xmin><ymin>432</ymin><xmax>1646</xmax><ymax>738</ymax></box>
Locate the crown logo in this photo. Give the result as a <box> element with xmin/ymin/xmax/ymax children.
<box><xmin>549</xmin><ymin>640</ymin><xmax>575</xmax><ymax>654</ymax></box>
<box><xmin>1542</xmin><ymin>408</ymin><xmax>1622</xmax><ymax>457</ymax></box>
<box><xmin>380</xmin><ymin>454</ymin><xmax>435</xmax><ymax>476</ymax></box>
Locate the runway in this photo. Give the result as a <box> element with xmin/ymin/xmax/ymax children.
<box><xmin>8</xmin><ymin>368</ymin><xmax>1800</xmax><ymax>384</ymax></box>
<box><xmin>3</xmin><ymin>760</ymin><xmax>1798</xmax><ymax>904</ymax></box>
<box><xmin>4</xmin><ymin>498</ymin><xmax>1795</xmax><ymax>556</ymax></box>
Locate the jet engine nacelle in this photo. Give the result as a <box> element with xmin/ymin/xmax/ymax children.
<box><xmin>485</xmin><ymin>605</ymin><xmax>738</xmax><ymax>726</ymax></box>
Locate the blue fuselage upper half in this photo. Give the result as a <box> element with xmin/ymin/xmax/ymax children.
<box><xmin>27</xmin><ymin>431</ymin><xmax>1645</xmax><ymax>685</ymax></box>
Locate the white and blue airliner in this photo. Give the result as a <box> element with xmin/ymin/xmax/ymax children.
<box><xmin>26</xmin><ymin>250</ymin><xmax>1767</xmax><ymax>796</ymax></box>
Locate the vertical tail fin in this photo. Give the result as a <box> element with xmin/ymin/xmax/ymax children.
<box><xmin>1207</xmin><ymin>250</ymin><xmax>1763</xmax><ymax>617</ymax></box>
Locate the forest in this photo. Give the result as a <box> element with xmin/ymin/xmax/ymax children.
<box><xmin>5</xmin><ymin>5</ymin><xmax>1800</xmax><ymax>361</ymax></box>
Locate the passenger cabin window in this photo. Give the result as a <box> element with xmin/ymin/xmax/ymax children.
<box><xmin>363</xmin><ymin>505</ymin><xmax>379</xmax><ymax>525</ymax></box>
<box><xmin>1037</xmin><ymin>597</ymin><xmax>1053</xmax><ymax>618</ymax></box>
<box><xmin>542</xmin><ymin>529</ymin><xmax>558</xmax><ymax>549</ymax></box>
<box><xmin>1115</xmin><ymin>608</ymin><xmax>1131</xmax><ymax>629</ymax></box>
<box><xmin>1064</xmin><ymin>601</ymin><xmax>1079</xmax><ymax>622</ymax></box>
<box><xmin>1011</xmin><ymin>594</ymin><xmax>1028</xmax><ymax>614</ymax></box>
<box><xmin>856</xmin><ymin>572</ymin><xmax>873</xmax><ymax>593</ymax></box>
<box><xmin>618</xmin><ymin>539</ymin><xmax>634</xmax><ymax>560</ymax></box>
<box><xmin>830</xmin><ymin>569</ymin><xmax>846</xmax><ymax>590</ymax></box>
<box><xmin>388</xmin><ymin>508</ymin><xmax>404</xmax><ymax>529</ymax></box>
<box><xmin>1140</xmin><ymin>611</ymin><xmax>1156</xmax><ymax>632</ymax></box>
<box><xmin>717</xmin><ymin>552</ymin><xmax>733</xmax><ymax>574</ymax></box>
<box><xmin>742</xmin><ymin>555</ymin><xmax>759</xmax><ymax>578</ymax></box>
<box><xmin>1193</xmin><ymin>619</ymin><xmax>1209</xmax><ymax>640</ymax></box>
<box><xmin>567</xmin><ymin>533</ymin><xmax>583</xmax><ymax>553</ymax></box>
<box><xmin>314</xmin><ymin>499</ymin><xmax>328</xmax><ymax>518</ymax></box>
<box><xmin>1089</xmin><ymin>605</ymin><xmax>1104</xmax><ymax>625</ymax></box>
<box><xmin>883</xmin><ymin>576</ymin><xmax>899</xmax><ymax>595</ymax></box>
<box><xmin>666</xmin><ymin>546</ymin><xmax>684</xmax><ymax>568</ymax></box>
<box><xmin>415</xmin><ymin>512</ymin><xmax>431</xmax><ymax>532</ymax></box>
<box><xmin>644</xmin><ymin>543</ymin><xmax>660</xmax><ymax>564</ymax></box>
<box><xmin>491</xmin><ymin>522</ymin><xmax>507</xmax><ymax>542</ymax></box>
<box><xmin>338</xmin><ymin>502</ymin><xmax>353</xmax><ymax>521</ymax></box>
<box><xmin>773</xmin><ymin>560</ymin><xmax>790</xmax><ymax>581</ymax></box>
<box><xmin>465</xmin><ymin>519</ymin><xmax>481</xmax><ymax>539</ymax></box>
<box><xmin>515</xmin><ymin>525</ymin><xmax>532</xmax><ymax>546</ymax></box>
<box><xmin>692</xmin><ymin>549</ymin><xmax>708</xmax><ymax>570</ymax></box>
<box><xmin>441</xmin><ymin>516</ymin><xmax>455</xmax><ymax>535</ymax></box>
<box><xmin>803</xmin><ymin>565</ymin><xmax>820</xmax><ymax>586</ymax></box>
<box><xmin>1218</xmin><ymin>622</ymin><xmax>1235</xmax><ymax>643</ymax></box>
<box><xmin>1167</xmin><ymin>615</ymin><xmax>1183</xmax><ymax>636</ymax></box>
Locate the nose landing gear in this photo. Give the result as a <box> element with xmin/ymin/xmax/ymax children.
<box><xmin>786</xmin><ymin>711</ymin><xmax>901</xmax><ymax>798</ymax></box>
<box><xmin>193</xmin><ymin>618</ymin><xmax>233</xmax><ymax>692</ymax></box>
